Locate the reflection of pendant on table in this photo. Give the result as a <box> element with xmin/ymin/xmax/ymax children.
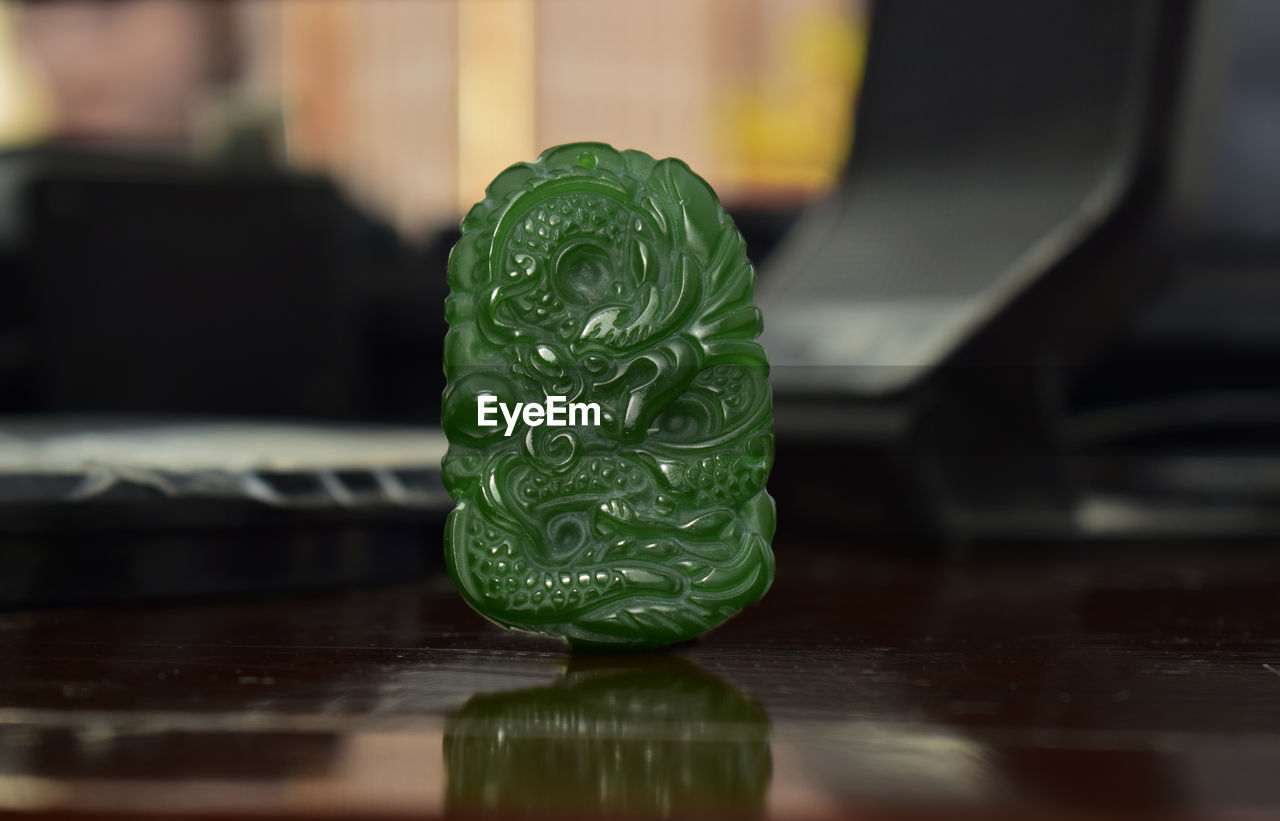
<box><xmin>443</xmin><ymin>654</ymin><xmax>772</xmax><ymax>817</ymax></box>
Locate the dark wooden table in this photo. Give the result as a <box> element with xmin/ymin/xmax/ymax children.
<box><xmin>3</xmin><ymin>538</ymin><xmax>1280</xmax><ymax>819</ymax></box>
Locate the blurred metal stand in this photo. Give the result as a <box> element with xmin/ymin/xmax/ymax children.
<box><xmin>758</xmin><ymin>0</ymin><xmax>1280</xmax><ymax>540</ymax></box>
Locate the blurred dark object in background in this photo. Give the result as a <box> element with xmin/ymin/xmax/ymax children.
<box><xmin>4</xmin><ymin>146</ymin><xmax>359</xmax><ymax>418</ymax></box>
<box><xmin>764</xmin><ymin>0</ymin><xmax>1280</xmax><ymax>543</ymax></box>
<box><xmin>0</xmin><ymin>143</ymin><xmax>452</xmax><ymax>605</ymax></box>
<box><xmin>0</xmin><ymin>144</ymin><xmax>447</xmax><ymax>421</ymax></box>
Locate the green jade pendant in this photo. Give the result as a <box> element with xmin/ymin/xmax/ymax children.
<box><xmin>441</xmin><ymin>142</ymin><xmax>775</xmax><ymax>647</ymax></box>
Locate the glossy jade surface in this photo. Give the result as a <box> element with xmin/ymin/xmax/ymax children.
<box><xmin>441</xmin><ymin>142</ymin><xmax>775</xmax><ymax>647</ymax></box>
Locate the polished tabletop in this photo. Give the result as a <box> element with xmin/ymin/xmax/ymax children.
<box><xmin>3</xmin><ymin>538</ymin><xmax>1280</xmax><ymax>819</ymax></box>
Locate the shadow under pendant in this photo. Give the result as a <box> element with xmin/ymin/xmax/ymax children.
<box><xmin>441</xmin><ymin>142</ymin><xmax>775</xmax><ymax>647</ymax></box>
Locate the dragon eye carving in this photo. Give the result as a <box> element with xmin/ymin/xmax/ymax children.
<box><xmin>555</xmin><ymin>240</ymin><xmax>615</xmax><ymax>305</ymax></box>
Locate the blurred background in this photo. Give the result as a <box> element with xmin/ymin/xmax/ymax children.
<box><xmin>6</xmin><ymin>4</ymin><xmax>1280</xmax><ymax>819</ymax></box>
<box><xmin>0</xmin><ymin>0</ymin><xmax>863</xmax><ymax>234</ymax></box>
<box><xmin>2</xmin><ymin>0</ymin><xmax>1280</xmax><ymax>597</ymax></box>
<box><xmin>0</xmin><ymin>0</ymin><xmax>867</xmax><ymax>603</ymax></box>
<box><xmin>0</xmin><ymin>0</ymin><xmax>864</xmax><ymax>420</ymax></box>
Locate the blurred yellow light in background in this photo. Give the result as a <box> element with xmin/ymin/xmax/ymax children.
<box><xmin>715</xmin><ymin>5</ymin><xmax>866</xmax><ymax>194</ymax></box>
<box><xmin>457</xmin><ymin>0</ymin><xmax>536</xmax><ymax>213</ymax></box>
<box><xmin>0</xmin><ymin>4</ymin><xmax>50</xmax><ymax>145</ymax></box>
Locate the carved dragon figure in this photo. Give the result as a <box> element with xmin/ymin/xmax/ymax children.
<box><xmin>442</xmin><ymin>143</ymin><xmax>775</xmax><ymax>646</ymax></box>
